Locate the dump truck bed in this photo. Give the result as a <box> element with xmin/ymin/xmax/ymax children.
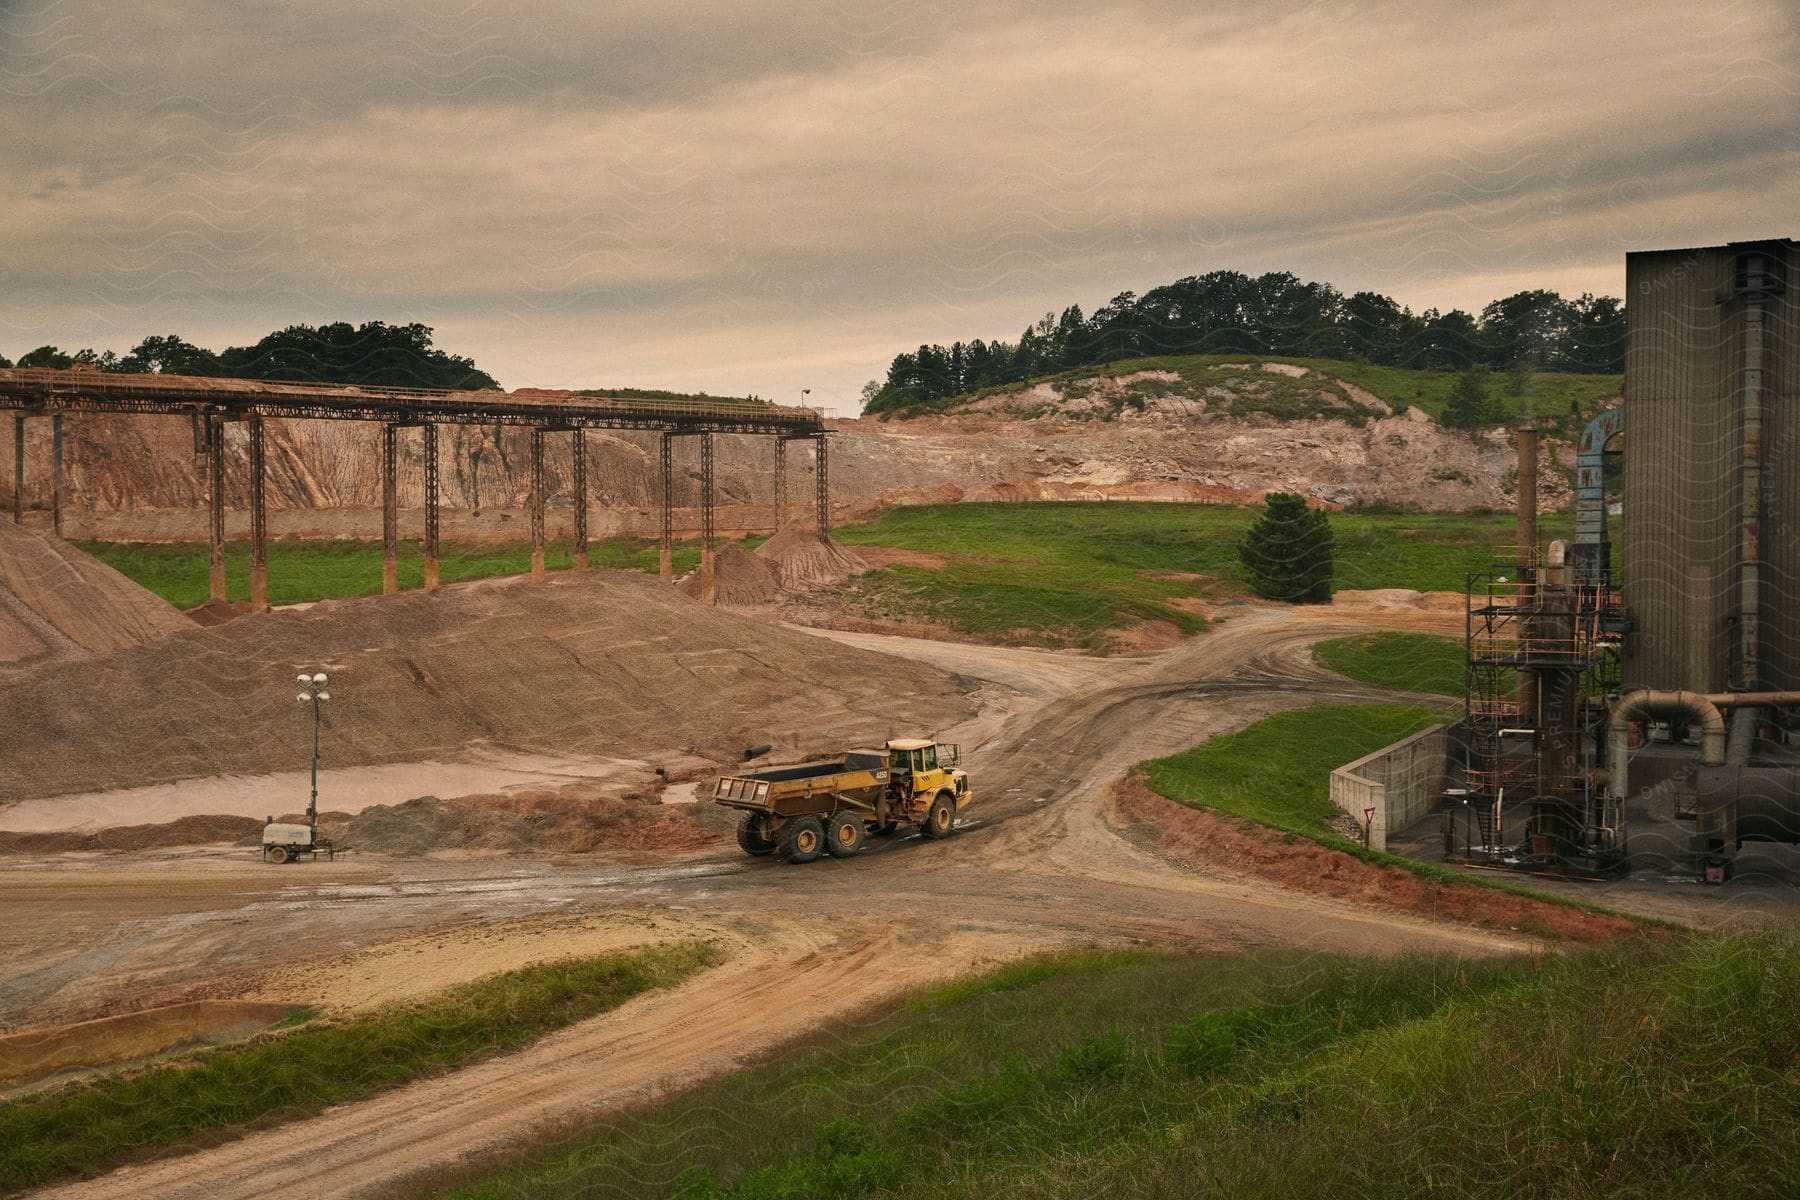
<box><xmin>713</xmin><ymin>751</ymin><xmax>892</xmax><ymax>819</ymax></box>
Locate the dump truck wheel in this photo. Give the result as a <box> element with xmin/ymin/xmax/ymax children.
<box><xmin>736</xmin><ymin>813</ymin><xmax>777</xmax><ymax>856</ymax></box>
<box><xmin>825</xmin><ymin>812</ymin><xmax>863</xmax><ymax>857</ymax></box>
<box><xmin>267</xmin><ymin>845</ymin><xmax>290</xmax><ymax>864</ymax></box>
<box><xmin>920</xmin><ymin>795</ymin><xmax>955</xmax><ymax>839</ymax></box>
<box><xmin>780</xmin><ymin>816</ymin><xmax>825</xmax><ymax>863</ymax></box>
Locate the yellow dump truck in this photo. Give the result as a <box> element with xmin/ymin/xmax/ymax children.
<box><xmin>715</xmin><ymin>738</ymin><xmax>972</xmax><ymax>862</ymax></box>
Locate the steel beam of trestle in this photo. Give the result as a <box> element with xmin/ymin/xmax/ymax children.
<box><xmin>382</xmin><ymin>423</ymin><xmax>399</xmax><ymax>595</ymax></box>
<box><xmin>773</xmin><ymin>437</ymin><xmax>787</xmax><ymax>532</ymax></box>
<box><xmin>205</xmin><ymin>416</ymin><xmax>225</xmax><ymax>604</ymax></box>
<box><xmin>813</xmin><ymin>433</ymin><xmax>830</xmax><ymax>537</ymax></box>
<box><xmin>11</xmin><ymin>415</ymin><xmax>22</xmax><ymax>524</ymax></box>
<box><xmin>529</xmin><ymin>428</ymin><xmax>547</xmax><ymax>581</ymax></box>
<box><xmin>699</xmin><ymin>432</ymin><xmax>716</xmax><ymax>605</ymax></box>
<box><xmin>571</xmin><ymin>429</ymin><xmax>588</xmax><ymax>571</ymax></box>
<box><xmin>51</xmin><ymin>413</ymin><xmax>64</xmax><ymax>538</ymax></box>
<box><xmin>422</xmin><ymin>423</ymin><xmax>440</xmax><ymax>592</ymax></box>
<box><xmin>249</xmin><ymin>416</ymin><xmax>268</xmax><ymax>613</ymax></box>
<box><xmin>659</xmin><ymin>431</ymin><xmax>674</xmax><ymax>581</ymax></box>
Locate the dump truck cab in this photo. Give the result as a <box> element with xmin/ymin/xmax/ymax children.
<box><xmin>885</xmin><ymin>738</ymin><xmax>970</xmax><ymax>812</ymax></box>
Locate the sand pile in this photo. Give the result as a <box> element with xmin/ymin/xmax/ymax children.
<box><xmin>346</xmin><ymin>787</ymin><xmax>713</xmax><ymax>856</ymax></box>
<box><xmin>755</xmin><ymin>524</ymin><xmax>868</xmax><ymax>591</ymax></box>
<box><xmin>680</xmin><ymin>543</ymin><xmax>779</xmax><ymax>606</ymax></box>
<box><xmin>0</xmin><ymin>568</ymin><xmax>975</xmax><ymax>804</ymax></box>
<box><xmin>0</xmin><ymin>521</ymin><xmax>190</xmax><ymax>672</ymax></box>
<box><xmin>0</xmin><ymin>814</ymin><xmax>264</xmax><ymax>855</ymax></box>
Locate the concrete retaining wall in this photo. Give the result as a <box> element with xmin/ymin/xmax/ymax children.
<box><xmin>1330</xmin><ymin>722</ymin><xmax>1457</xmax><ymax>851</ymax></box>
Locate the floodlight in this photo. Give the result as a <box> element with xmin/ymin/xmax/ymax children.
<box><xmin>296</xmin><ymin>693</ymin><xmax>310</xmax><ymax>703</ymax></box>
<box><xmin>297</xmin><ymin>674</ymin><xmax>311</xmax><ymax>684</ymax></box>
<box><xmin>317</xmin><ymin>692</ymin><xmax>330</xmax><ymax>702</ymax></box>
<box><xmin>313</xmin><ymin>673</ymin><xmax>329</xmax><ymax>685</ymax></box>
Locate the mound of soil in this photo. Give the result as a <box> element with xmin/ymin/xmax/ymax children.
<box><xmin>755</xmin><ymin>524</ymin><xmax>868</xmax><ymax>591</ymax></box>
<box><xmin>0</xmin><ymin>568</ymin><xmax>975</xmax><ymax>804</ymax></box>
<box><xmin>1110</xmin><ymin>773</ymin><xmax>1639</xmax><ymax>944</ymax></box>
<box><xmin>0</xmin><ymin>521</ymin><xmax>190</xmax><ymax>671</ymax></box>
<box><xmin>681</xmin><ymin>543</ymin><xmax>779</xmax><ymax>606</ymax></box>
<box><xmin>346</xmin><ymin>787</ymin><xmax>714</xmax><ymax>856</ymax></box>
<box><xmin>0</xmin><ymin>813</ymin><xmax>264</xmax><ymax>854</ymax></box>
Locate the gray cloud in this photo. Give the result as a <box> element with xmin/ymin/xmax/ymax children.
<box><xmin>1</xmin><ymin>0</ymin><xmax>1794</xmax><ymax>406</ymax></box>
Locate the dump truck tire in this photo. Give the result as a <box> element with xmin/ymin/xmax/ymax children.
<box><xmin>825</xmin><ymin>812</ymin><xmax>864</xmax><ymax>857</ymax></box>
<box><xmin>736</xmin><ymin>813</ymin><xmax>777</xmax><ymax>856</ymax></box>
<box><xmin>267</xmin><ymin>845</ymin><xmax>290</xmax><ymax>864</ymax></box>
<box><xmin>779</xmin><ymin>816</ymin><xmax>825</xmax><ymax>863</ymax></box>
<box><xmin>921</xmin><ymin>795</ymin><xmax>955</xmax><ymax>839</ymax></box>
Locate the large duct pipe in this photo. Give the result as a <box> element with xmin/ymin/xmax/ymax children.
<box><xmin>1606</xmin><ymin>690</ymin><xmax>1727</xmax><ymax>804</ymax></box>
<box><xmin>1572</xmin><ymin>408</ymin><xmax>1625</xmax><ymax>585</ymax></box>
<box><xmin>1516</xmin><ymin>426</ymin><xmax>1539</xmax><ymax>722</ymax></box>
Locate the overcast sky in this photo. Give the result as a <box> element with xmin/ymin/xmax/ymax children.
<box><xmin>2</xmin><ymin>1</ymin><xmax>1794</xmax><ymax>410</ymax></box>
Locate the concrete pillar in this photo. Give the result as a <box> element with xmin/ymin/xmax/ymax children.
<box><xmin>206</xmin><ymin>416</ymin><xmax>226</xmax><ymax>604</ymax></box>
<box><xmin>529</xmin><ymin>428</ymin><xmax>546</xmax><ymax>581</ymax></box>
<box><xmin>658</xmin><ymin>431</ymin><xmax>674</xmax><ymax>582</ymax></box>
<box><xmin>51</xmin><ymin>413</ymin><xmax>63</xmax><ymax>538</ymax></box>
<box><xmin>699</xmin><ymin>431</ymin><xmax>716</xmax><ymax>605</ymax></box>
<box><xmin>381</xmin><ymin>423</ymin><xmax>399</xmax><ymax>595</ymax></box>
<box><xmin>12</xmin><ymin>415</ymin><xmax>23</xmax><ymax>524</ymax></box>
<box><xmin>571</xmin><ymin>428</ymin><xmax>588</xmax><ymax>571</ymax></box>
<box><xmin>249</xmin><ymin>416</ymin><xmax>269</xmax><ymax>613</ymax></box>
<box><xmin>422</xmin><ymin>423</ymin><xmax>440</xmax><ymax>593</ymax></box>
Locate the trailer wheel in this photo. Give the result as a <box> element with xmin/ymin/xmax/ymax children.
<box><xmin>736</xmin><ymin>813</ymin><xmax>777</xmax><ymax>856</ymax></box>
<box><xmin>267</xmin><ymin>845</ymin><xmax>290</xmax><ymax>864</ymax></box>
<box><xmin>779</xmin><ymin>816</ymin><xmax>825</xmax><ymax>863</ymax></box>
<box><xmin>920</xmin><ymin>795</ymin><xmax>955</xmax><ymax>839</ymax></box>
<box><xmin>825</xmin><ymin>812</ymin><xmax>863</xmax><ymax>857</ymax></box>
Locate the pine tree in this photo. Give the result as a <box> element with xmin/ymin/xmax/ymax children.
<box><xmin>1239</xmin><ymin>492</ymin><xmax>1334</xmax><ymax>603</ymax></box>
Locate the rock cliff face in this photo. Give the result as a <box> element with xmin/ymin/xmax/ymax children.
<box><xmin>1</xmin><ymin>365</ymin><xmax>1582</xmax><ymax>535</ymax></box>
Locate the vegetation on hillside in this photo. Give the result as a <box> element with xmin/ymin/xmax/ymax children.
<box><xmin>0</xmin><ymin>943</ymin><xmax>717</xmax><ymax>1195</ymax></box>
<box><xmin>865</xmin><ymin>269</ymin><xmax>1622</xmax><ymax>414</ymax></box>
<box><xmin>417</xmin><ymin>935</ymin><xmax>1795</xmax><ymax>1200</ymax></box>
<box><xmin>6</xmin><ymin>322</ymin><xmax>498</xmax><ymax>390</ymax></box>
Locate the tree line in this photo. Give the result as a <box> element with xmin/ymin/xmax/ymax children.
<box><xmin>865</xmin><ymin>271</ymin><xmax>1623</xmax><ymax>414</ymax></box>
<box><xmin>0</xmin><ymin>321</ymin><xmax>499</xmax><ymax>390</ymax></box>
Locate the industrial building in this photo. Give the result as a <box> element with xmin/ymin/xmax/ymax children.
<box><xmin>1442</xmin><ymin>238</ymin><xmax>1798</xmax><ymax>883</ymax></box>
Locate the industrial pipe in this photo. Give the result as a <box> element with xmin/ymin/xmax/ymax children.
<box><xmin>1606</xmin><ymin>690</ymin><xmax>1727</xmax><ymax>803</ymax></box>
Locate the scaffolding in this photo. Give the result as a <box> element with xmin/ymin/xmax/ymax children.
<box><xmin>1451</xmin><ymin>553</ymin><xmax>1625</xmax><ymax>876</ymax></box>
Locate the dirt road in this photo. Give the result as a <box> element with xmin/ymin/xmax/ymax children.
<box><xmin>28</xmin><ymin>606</ymin><xmax>1521</xmax><ymax>1200</ymax></box>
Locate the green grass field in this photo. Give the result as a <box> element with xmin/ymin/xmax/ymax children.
<box><xmin>79</xmin><ymin>536</ymin><xmax>705</xmax><ymax>610</ymax></box>
<box><xmin>832</xmin><ymin>502</ymin><xmax>1561</xmax><ymax>648</ymax></box>
<box><xmin>1313</xmin><ymin>631</ymin><xmax>1467</xmax><ymax>696</ymax></box>
<box><xmin>414</xmin><ymin>934</ymin><xmax>1795</xmax><ymax>1200</ymax></box>
<box><xmin>1139</xmin><ymin>703</ymin><xmax>1450</xmax><ymax>842</ymax></box>
<box><xmin>84</xmin><ymin>503</ymin><xmax>1555</xmax><ymax>651</ymax></box>
<box><xmin>0</xmin><ymin>943</ymin><xmax>716</xmax><ymax>1195</ymax></box>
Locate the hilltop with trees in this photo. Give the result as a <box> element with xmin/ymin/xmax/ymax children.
<box><xmin>864</xmin><ymin>271</ymin><xmax>1623</xmax><ymax>415</ymax></box>
<box><xmin>1</xmin><ymin>321</ymin><xmax>498</xmax><ymax>390</ymax></box>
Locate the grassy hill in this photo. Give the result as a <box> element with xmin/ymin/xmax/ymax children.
<box><xmin>869</xmin><ymin>353</ymin><xmax>1621</xmax><ymax>429</ymax></box>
